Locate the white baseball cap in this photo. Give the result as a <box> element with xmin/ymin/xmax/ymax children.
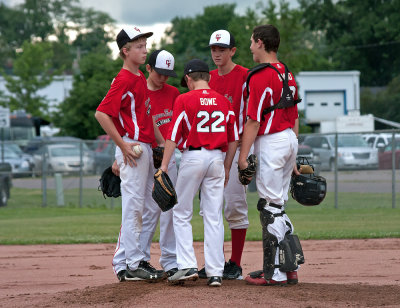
<box><xmin>116</xmin><ymin>26</ymin><xmax>153</xmax><ymax>49</ymax></box>
<box><xmin>209</xmin><ymin>30</ymin><xmax>236</xmax><ymax>48</ymax></box>
<box><xmin>148</xmin><ymin>50</ymin><xmax>177</xmax><ymax>77</ymax></box>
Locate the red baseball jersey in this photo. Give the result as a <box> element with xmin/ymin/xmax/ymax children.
<box><xmin>167</xmin><ymin>89</ymin><xmax>239</xmax><ymax>152</ymax></box>
<box><xmin>150</xmin><ymin>83</ymin><xmax>180</xmax><ymax>140</ymax></box>
<box><xmin>247</xmin><ymin>62</ymin><xmax>298</xmax><ymax>136</ymax></box>
<box><xmin>209</xmin><ymin>65</ymin><xmax>248</xmax><ymax>135</ymax></box>
<box><xmin>97</xmin><ymin>69</ymin><xmax>155</xmax><ymax>144</ymax></box>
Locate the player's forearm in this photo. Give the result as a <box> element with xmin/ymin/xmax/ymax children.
<box><xmin>94</xmin><ymin>111</ymin><xmax>124</xmax><ymax>149</ymax></box>
<box><xmin>153</xmin><ymin>117</ymin><xmax>165</xmax><ymax>146</ymax></box>
<box><xmin>160</xmin><ymin>139</ymin><xmax>176</xmax><ymax>172</ymax></box>
<box><xmin>224</xmin><ymin>140</ymin><xmax>238</xmax><ymax>171</ymax></box>
<box><xmin>293</xmin><ymin>118</ymin><xmax>299</xmax><ymax>137</ymax></box>
<box><xmin>238</xmin><ymin>118</ymin><xmax>260</xmax><ymax>168</ymax></box>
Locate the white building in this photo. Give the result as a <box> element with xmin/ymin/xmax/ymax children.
<box><xmin>295</xmin><ymin>71</ymin><xmax>370</xmax><ymax>133</ymax></box>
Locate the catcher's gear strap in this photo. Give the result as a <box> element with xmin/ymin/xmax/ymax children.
<box><xmin>246</xmin><ymin>62</ymin><xmax>301</xmax><ymax>118</ymax></box>
<box><xmin>278</xmin><ymin>234</ymin><xmax>305</xmax><ymax>272</ymax></box>
<box><xmin>152</xmin><ymin>169</ymin><xmax>178</xmax><ymax>212</ymax></box>
<box><xmin>260</xmin><ymin>209</ymin><xmax>278</xmax><ymax>280</ymax></box>
<box><xmin>257</xmin><ymin>197</ymin><xmax>283</xmax><ymax>211</ymax></box>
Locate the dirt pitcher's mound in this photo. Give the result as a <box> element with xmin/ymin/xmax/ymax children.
<box><xmin>1</xmin><ymin>239</ymin><xmax>400</xmax><ymax>307</ymax></box>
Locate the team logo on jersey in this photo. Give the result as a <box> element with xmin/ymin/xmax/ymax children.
<box><xmin>166</xmin><ymin>59</ymin><xmax>171</xmax><ymax>67</ymax></box>
<box><xmin>145</xmin><ymin>97</ymin><xmax>151</xmax><ymax>115</ymax></box>
<box><xmin>216</xmin><ymin>34</ymin><xmax>221</xmax><ymax>41</ymax></box>
<box><xmin>202</xmin><ymin>90</ymin><xmax>209</xmax><ymax>94</ymax></box>
<box><xmin>224</xmin><ymin>94</ymin><xmax>233</xmax><ymax>104</ymax></box>
<box><xmin>154</xmin><ymin>109</ymin><xmax>173</xmax><ymax>121</ymax></box>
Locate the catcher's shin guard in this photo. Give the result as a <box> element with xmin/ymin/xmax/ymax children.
<box><xmin>260</xmin><ymin>209</ymin><xmax>278</xmax><ymax>280</ymax></box>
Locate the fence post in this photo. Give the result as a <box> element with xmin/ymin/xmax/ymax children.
<box><xmin>391</xmin><ymin>132</ymin><xmax>396</xmax><ymax>209</ymax></box>
<box><xmin>55</xmin><ymin>173</ymin><xmax>65</xmax><ymax>206</ymax></box>
<box><xmin>79</xmin><ymin>141</ymin><xmax>83</xmax><ymax>208</ymax></box>
<box><xmin>334</xmin><ymin>133</ymin><xmax>338</xmax><ymax>209</ymax></box>
<box><xmin>41</xmin><ymin>141</ymin><xmax>47</xmax><ymax>207</ymax></box>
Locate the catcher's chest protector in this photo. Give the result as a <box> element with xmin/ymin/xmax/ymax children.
<box><xmin>246</xmin><ymin>62</ymin><xmax>301</xmax><ymax>117</ymax></box>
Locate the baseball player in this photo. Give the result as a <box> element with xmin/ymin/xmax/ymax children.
<box><xmin>139</xmin><ymin>49</ymin><xmax>180</xmax><ymax>278</ymax></box>
<box><xmin>238</xmin><ymin>24</ymin><xmax>300</xmax><ymax>285</ymax></box>
<box><xmin>198</xmin><ymin>29</ymin><xmax>249</xmax><ymax>280</ymax></box>
<box><xmin>95</xmin><ymin>26</ymin><xmax>165</xmax><ymax>282</ymax></box>
<box><xmin>160</xmin><ymin>59</ymin><xmax>239</xmax><ymax>287</ymax></box>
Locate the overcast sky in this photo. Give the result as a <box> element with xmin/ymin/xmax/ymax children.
<box><xmin>3</xmin><ymin>0</ymin><xmax>299</xmax><ymax>57</ymax></box>
<box><xmin>3</xmin><ymin>0</ymin><xmax>299</xmax><ymax>25</ymax></box>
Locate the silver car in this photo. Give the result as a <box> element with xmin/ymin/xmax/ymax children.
<box><xmin>303</xmin><ymin>134</ymin><xmax>378</xmax><ymax>171</ymax></box>
<box><xmin>32</xmin><ymin>143</ymin><xmax>95</xmax><ymax>175</ymax></box>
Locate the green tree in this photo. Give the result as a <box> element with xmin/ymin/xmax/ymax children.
<box><xmin>361</xmin><ymin>75</ymin><xmax>400</xmax><ymax>127</ymax></box>
<box><xmin>53</xmin><ymin>53</ymin><xmax>121</xmax><ymax>139</ymax></box>
<box><xmin>0</xmin><ymin>41</ymin><xmax>61</xmax><ymax>117</ymax></box>
<box><xmin>299</xmin><ymin>0</ymin><xmax>400</xmax><ymax>86</ymax></box>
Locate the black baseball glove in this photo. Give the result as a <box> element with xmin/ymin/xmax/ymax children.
<box><xmin>98</xmin><ymin>166</ymin><xmax>121</xmax><ymax>198</ymax></box>
<box><xmin>238</xmin><ymin>154</ymin><xmax>258</xmax><ymax>185</ymax></box>
<box><xmin>152</xmin><ymin>169</ymin><xmax>177</xmax><ymax>212</ymax></box>
<box><xmin>152</xmin><ymin>146</ymin><xmax>164</xmax><ymax>169</ymax></box>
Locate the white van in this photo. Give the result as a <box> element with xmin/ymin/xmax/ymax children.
<box><xmin>363</xmin><ymin>133</ymin><xmax>400</xmax><ymax>151</ymax></box>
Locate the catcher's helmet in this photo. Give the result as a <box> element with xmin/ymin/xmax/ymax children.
<box><xmin>290</xmin><ymin>173</ymin><xmax>327</xmax><ymax>206</ymax></box>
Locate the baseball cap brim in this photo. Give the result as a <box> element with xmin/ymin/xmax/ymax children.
<box><xmin>209</xmin><ymin>42</ymin><xmax>232</xmax><ymax>48</ymax></box>
<box><xmin>154</xmin><ymin>67</ymin><xmax>177</xmax><ymax>78</ymax></box>
<box><xmin>132</xmin><ymin>32</ymin><xmax>153</xmax><ymax>41</ymax></box>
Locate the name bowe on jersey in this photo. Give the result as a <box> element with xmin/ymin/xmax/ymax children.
<box><xmin>168</xmin><ymin>88</ymin><xmax>239</xmax><ymax>152</ymax></box>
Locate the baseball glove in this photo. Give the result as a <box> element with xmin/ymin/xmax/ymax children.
<box><xmin>152</xmin><ymin>146</ymin><xmax>164</xmax><ymax>169</ymax></box>
<box><xmin>152</xmin><ymin>169</ymin><xmax>177</xmax><ymax>212</ymax></box>
<box><xmin>98</xmin><ymin>166</ymin><xmax>121</xmax><ymax>198</ymax></box>
<box><xmin>238</xmin><ymin>154</ymin><xmax>258</xmax><ymax>185</ymax></box>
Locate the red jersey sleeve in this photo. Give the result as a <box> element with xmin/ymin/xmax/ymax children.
<box><xmin>97</xmin><ymin>77</ymin><xmax>127</xmax><ymax>118</ymax></box>
<box><xmin>167</xmin><ymin>95</ymin><xmax>185</xmax><ymax>148</ymax></box>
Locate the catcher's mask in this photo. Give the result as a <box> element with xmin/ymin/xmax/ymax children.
<box><xmin>290</xmin><ymin>157</ymin><xmax>327</xmax><ymax>206</ymax></box>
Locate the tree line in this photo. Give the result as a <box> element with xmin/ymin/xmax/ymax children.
<box><xmin>0</xmin><ymin>0</ymin><xmax>399</xmax><ymax>139</ymax></box>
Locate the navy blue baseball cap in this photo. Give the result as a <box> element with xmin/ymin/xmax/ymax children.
<box><xmin>180</xmin><ymin>59</ymin><xmax>209</xmax><ymax>87</ymax></box>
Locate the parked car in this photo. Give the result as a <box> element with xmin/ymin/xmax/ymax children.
<box><xmin>378</xmin><ymin>138</ymin><xmax>400</xmax><ymax>169</ymax></box>
<box><xmin>0</xmin><ymin>146</ymin><xmax>32</xmax><ymax>177</ymax></box>
<box><xmin>32</xmin><ymin>143</ymin><xmax>95</xmax><ymax>175</ymax></box>
<box><xmin>24</xmin><ymin>136</ymin><xmax>92</xmax><ymax>156</ymax></box>
<box><xmin>4</xmin><ymin>142</ymin><xmax>35</xmax><ymax>174</ymax></box>
<box><xmin>363</xmin><ymin>133</ymin><xmax>400</xmax><ymax>152</ymax></box>
<box><xmin>0</xmin><ymin>162</ymin><xmax>12</xmax><ymax>206</ymax></box>
<box><xmin>93</xmin><ymin>135</ymin><xmax>115</xmax><ymax>174</ymax></box>
<box><xmin>303</xmin><ymin>134</ymin><xmax>378</xmax><ymax>171</ymax></box>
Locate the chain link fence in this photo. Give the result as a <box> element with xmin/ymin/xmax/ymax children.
<box><xmin>3</xmin><ymin>130</ymin><xmax>400</xmax><ymax>209</ymax></box>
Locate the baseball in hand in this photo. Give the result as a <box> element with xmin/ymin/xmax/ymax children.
<box><xmin>133</xmin><ymin>144</ymin><xmax>143</xmax><ymax>156</ymax></box>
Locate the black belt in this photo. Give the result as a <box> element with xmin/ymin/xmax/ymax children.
<box><xmin>189</xmin><ymin>146</ymin><xmax>201</xmax><ymax>151</ymax></box>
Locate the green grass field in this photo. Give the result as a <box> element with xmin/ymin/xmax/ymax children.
<box><xmin>0</xmin><ymin>187</ymin><xmax>399</xmax><ymax>244</ymax></box>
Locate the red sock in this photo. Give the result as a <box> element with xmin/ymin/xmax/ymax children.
<box><xmin>230</xmin><ymin>229</ymin><xmax>247</xmax><ymax>266</ymax></box>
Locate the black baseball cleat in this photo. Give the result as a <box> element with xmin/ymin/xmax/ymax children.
<box><xmin>140</xmin><ymin>261</ymin><xmax>164</xmax><ymax>278</ymax></box>
<box><xmin>117</xmin><ymin>270</ymin><xmax>126</xmax><ymax>282</ymax></box>
<box><xmin>167</xmin><ymin>268</ymin><xmax>198</xmax><ymax>285</ymax></box>
<box><xmin>125</xmin><ymin>261</ymin><xmax>161</xmax><ymax>282</ymax></box>
<box><xmin>207</xmin><ymin>276</ymin><xmax>222</xmax><ymax>287</ymax></box>
<box><xmin>165</xmin><ymin>267</ymin><xmax>179</xmax><ymax>278</ymax></box>
<box><xmin>223</xmin><ymin>259</ymin><xmax>243</xmax><ymax>280</ymax></box>
<box><xmin>198</xmin><ymin>266</ymin><xmax>207</xmax><ymax>279</ymax></box>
